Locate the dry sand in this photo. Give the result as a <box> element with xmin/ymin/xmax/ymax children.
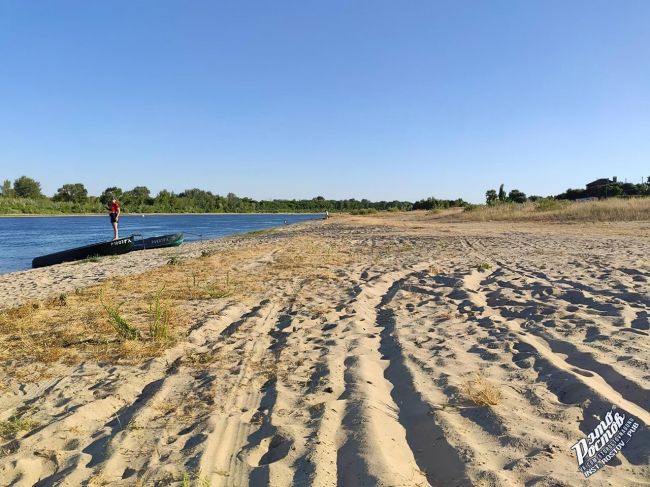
<box><xmin>0</xmin><ymin>213</ymin><xmax>648</xmax><ymax>486</ymax></box>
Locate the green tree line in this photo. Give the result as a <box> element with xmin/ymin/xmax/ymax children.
<box><xmin>484</xmin><ymin>184</ymin><xmax>530</xmax><ymax>205</ymax></box>
<box><xmin>0</xmin><ymin>176</ymin><xmax>416</xmax><ymax>214</ymax></box>
<box><xmin>555</xmin><ymin>180</ymin><xmax>650</xmax><ymax>200</ymax></box>
<box><xmin>484</xmin><ymin>179</ymin><xmax>650</xmax><ymax>205</ymax></box>
<box><xmin>5</xmin><ymin>174</ymin><xmax>648</xmax><ymax>215</ymax></box>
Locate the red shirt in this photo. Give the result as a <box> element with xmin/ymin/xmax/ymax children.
<box><xmin>110</xmin><ymin>202</ymin><xmax>120</xmax><ymax>213</ymax></box>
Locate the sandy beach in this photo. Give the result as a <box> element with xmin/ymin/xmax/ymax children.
<box><xmin>0</xmin><ymin>212</ymin><xmax>648</xmax><ymax>486</ymax></box>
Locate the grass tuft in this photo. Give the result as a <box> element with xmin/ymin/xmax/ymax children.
<box><xmin>462</xmin><ymin>373</ymin><xmax>502</xmax><ymax>406</ymax></box>
<box><xmin>74</xmin><ymin>255</ymin><xmax>102</xmax><ymax>265</ymax></box>
<box><xmin>184</xmin><ymin>272</ymin><xmax>233</xmax><ymax>300</ymax></box>
<box><xmin>48</xmin><ymin>293</ymin><xmax>68</xmax><ymax>307</ymax></box>
<box><xmin>181</xmin><ymin>470</ymin><xmax>211</xmax><ymax>486</ymax></box>
<box><xmin>185</xmin><ymin>351</ymin><xmax>216</xmax><ymax>367</ymax></box>
<box><xmin>149</xmin><ymin>286</ymin><xmax>173</xmax><ymax>342</ymax></box>
<box><xmin>0</xmin><ymin>416</ymin><xmax>39</xmax><ymax>439</ymax></box>
<box><xmin>205</xmin><ymin>272</ymin><xmax>233</xmax><ymax>299</ymax></box>
<box><xmin>167</xmin><ymin>256</ymin><xmax>182</xmax><ymax>266</ymax></box>
<box><xmin>100</xmin><ymin>289</ymin><xmax>139</xmax><ymax>340</ymax></box>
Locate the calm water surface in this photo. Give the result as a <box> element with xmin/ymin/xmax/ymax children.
<box><xmin>0</xmin><ymin>214</ymin><xmax>322</xmax><ymax>274</ymax></box>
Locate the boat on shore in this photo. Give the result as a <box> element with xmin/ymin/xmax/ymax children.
<box><xmin>132</xmin><ymin>232</ymin><xmax>184</xmax><ymax>251</ymax></box>
<box><xmin>32</xmin><ymin>236</ymin><xmax>134</xmax><ymax>268</ymax></box>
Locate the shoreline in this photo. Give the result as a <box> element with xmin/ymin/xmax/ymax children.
<box><xmin>0</xmin><ymin>215</ymin><xmax>321</xmax><ymax>277</ymax></box>
<box><xmin>0</xmin><ymin>220</ymin><xmax>313</xmax><ymax>308</ymax></box>
<box><xmin>0</xmin><ymin>211</ymin><xmax>326</xmax><ymax>217</ymax></box>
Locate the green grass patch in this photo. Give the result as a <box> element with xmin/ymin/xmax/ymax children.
<box><xmin>100</xmin><ymin>289</ymin><xmax>139</xmax><ymax>340</ymax></box>
<box><xmin>74</xmin><ymin>255</ymin><xmax>102</xmax><ymax>265</ymax></box>
<box><xmin>0</xmin><ymin>416</ymin><xmax>39</xmax><ymax>439</ymax></box>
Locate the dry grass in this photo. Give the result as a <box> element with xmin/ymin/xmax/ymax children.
<box><xmin>462</xmin><ymin>373</ymin><xmax>503</xmax><ymax>407</ymax></box>
<box><xmin>182</xmin><ymin>272</ymin><xmax>233</xmax><ymax>300</ymax></box>
<box><xmin>0</xmin><ymin>235</ymin><xmax>354</xmax><ymax>375</ymax></box>
<box><xmin>458</xmin><ymin>197</ymin><xmax>650</xmax><ymax>222</ymax></box>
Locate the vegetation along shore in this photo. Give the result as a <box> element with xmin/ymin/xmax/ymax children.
<box><xmin>2</xmin><ymin>174</ymin><xmax>649</xmax><ymax>215</ymax></box>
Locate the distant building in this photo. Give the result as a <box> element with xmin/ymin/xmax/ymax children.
<box><xmin>586</xmin><ymin>178</ymin><xmax>614</xmax><ymax>190</ymax></box>
<box><xmin>586</xmin><ymin>177</ymin><xmax>618</xmax><ymax>198</ymax></box>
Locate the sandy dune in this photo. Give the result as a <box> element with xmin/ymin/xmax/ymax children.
<box><xmin>0</xmin><ymin>214</ymin><xmax>648</xmax><ymax>486</ymax></box>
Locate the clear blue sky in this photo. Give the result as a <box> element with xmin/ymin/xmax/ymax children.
<box><xmin>1</xmin><ymin>1</ymin><xmax>648</xmax><ymax>203</ymax></box>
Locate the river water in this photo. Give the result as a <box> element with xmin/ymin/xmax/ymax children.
<box><xmin>0</xmin><ymin>213</ymin><xmax>322</xmax><ymax>274</ymax></box>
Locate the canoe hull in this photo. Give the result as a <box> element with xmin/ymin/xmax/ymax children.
<box><xmin>32</xmin><ymin>236</ymin><xmax>134</xmax><ymax>268</ymax></box>
<box><xmin>132</xmin><ymin>232</ymin><xmax>184</xmax><ymax>251</ymax></box>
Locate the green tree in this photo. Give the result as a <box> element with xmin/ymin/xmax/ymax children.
<box><xmin>225</xmin><ymin>192</ymin><xmax>241</xmax><ymax>212</ymax></box>
<box><xmin>620</xmin><ymin>182</ymin><xmax>638</xmax><ymax>195</ymax></box>
<box><xmin>606</xmin><ymin>183</ymin><xmax>623</xmax><ymax>197</ymax></box>
<box><xmin>498</xmin><ymin>184</ymin><xmax>506</xmax><ymax>202</ymax></box>
<box><xmin>1</xmin><ymin>179</ymin><xmax>14</xmax><ymax>197</ymax></box>
<box><xmin>54</xmin><ymin>183</ymin><xmax>88</xmax><ymax>203</ymax></box>
<box><xmin>100</xmin><ymin>187</ymin><xmax>123</xmax><ymax>205</ymax></box>
<box><xmin>123</xmin><ymin>186</ymin><xmax>151</xmax><ymax>206</ymax></box>
<box><xmin>559</xmin><ymin>188</ymin><xmax>587</xmax><ymax>200</ymax></box>
<box><xmin>154</xmin><ymin>189</ymin><xmax>178</xmax><ymax>211</ymax></box>
<box><xmin>179</xmin><ymin>188</ymin><xmax>216</xmax><ymax>211</ymax></box>
<box><xmin>13</xmin><ymin>176</ymin><xmax>42</xmax><ymax>198</ymax></box>
<box><xmin>485</xmin><ymin>189</ymin><xmax>497</xmax><ymax>205</ymax></box>
<box><xmin>508</xmin><ymin>189</ymin><xmax>527</xmax><ymax>203</ymax></box>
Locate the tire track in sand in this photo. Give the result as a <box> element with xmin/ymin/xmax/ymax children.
<box><xmin>336</xmin><ymin>264</ymin><xmax>464</xmax><ymax>486</ymax></box>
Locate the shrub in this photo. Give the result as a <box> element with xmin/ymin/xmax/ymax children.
<box><xmin>534</xmin><ymin>198</ymin><xmax>565</xmax><ymax>211</ymax></box>
<box><xmin>350</xmin><ymin>208</ymin><xmax>378</xmax><ymax>215</ymax></box>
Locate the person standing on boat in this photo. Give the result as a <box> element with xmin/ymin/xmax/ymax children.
<box><xmin>108</xmin><ymin>198</ymin><xmax>120</xmax><ymax>240</ymax></box>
